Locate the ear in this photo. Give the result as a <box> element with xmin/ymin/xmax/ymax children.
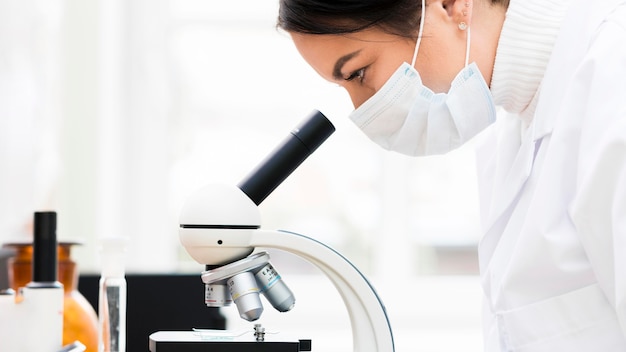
<box><xmin>442</xmin><ymin>0</ymin><xmax>473</xmax><ymax>29</ymax></box>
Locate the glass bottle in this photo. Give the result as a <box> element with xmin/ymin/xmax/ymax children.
<box><xmin>3</xmin><ymin>241</ymin><xmax>99</xmax><ymax>352</ymax></box>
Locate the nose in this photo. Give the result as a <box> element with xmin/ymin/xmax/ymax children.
<box><xmin>345</xmin><ymin>86</ymin><xmax>376</xmax><ymax>109</ymax></box>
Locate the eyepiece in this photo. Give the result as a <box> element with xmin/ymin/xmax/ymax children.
<box><xmin>238</xmin><ymin>110</ymin><xmax>335</xmax><ymax>205</ymax></box>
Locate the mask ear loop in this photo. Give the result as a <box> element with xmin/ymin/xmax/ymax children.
<box><xmin>412</xmin><ymin>0</ymin><xmax>471</xmax><ymax>68</ymax></box>
<box><xmin>410</xmin><ymin>0</ymin><xmax>427</xmax><ymax>68</ymax></box>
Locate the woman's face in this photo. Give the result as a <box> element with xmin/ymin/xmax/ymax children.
<box><xmin>289</xmin><ymin>1</ymin><xmax>499</xmax><ymax>108</ymax></box>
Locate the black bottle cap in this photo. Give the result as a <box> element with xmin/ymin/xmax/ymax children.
<box><xmin>31</xmin><ymin>211</ymin><xmax>58</xmax><ymax>284</ymax></box>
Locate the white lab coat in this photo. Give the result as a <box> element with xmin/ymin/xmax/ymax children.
<box><xmin>476</xmin><ymin>0</ymin><xmax>626</xmax><ymax>351</ymax></box>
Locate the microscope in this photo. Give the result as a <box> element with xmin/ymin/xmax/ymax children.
<box><xmin>149</xmin><ymin>111</ymin><xmax>395</xmax><ymax>351</ymax></box>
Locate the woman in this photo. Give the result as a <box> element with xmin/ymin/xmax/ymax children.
<box><xmin>277</xmin><ymin>0</ymin><xmax>626</xmax><ymax>351</ymax></box>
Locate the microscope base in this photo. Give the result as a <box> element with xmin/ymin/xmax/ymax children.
<box><xmin>149</xmin><ymin>331</ymin><xmax>312</xmax><ymax>352</ymax></box>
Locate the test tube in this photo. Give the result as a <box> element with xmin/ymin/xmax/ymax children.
<box><xmin>98</xmin><ymin>238</ymin><xmax>128</xmax><ymax>352</ymax></box>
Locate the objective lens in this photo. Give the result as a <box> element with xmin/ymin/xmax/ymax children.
<box><xmin>227</xmin><ymin>272</ymin><xmax>263</xmax><ymax>321</ymax></box>
<box><xmin>205</xmin><ymin>282</ymin><xmax>232</xmax><ymax>307</ymax></box>
<box><xmin>255</xmin><ymin>263</ymin><xmax>295</xmax><ymax>312</ymax></box>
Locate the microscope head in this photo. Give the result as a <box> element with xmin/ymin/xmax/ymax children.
<box><xmin>178</xmin><ymin>110</ymin><xmax>335</xmax><ymax>267</ymax></box>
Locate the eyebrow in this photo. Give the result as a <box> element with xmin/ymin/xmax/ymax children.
<box><xmin>332</xmin><ymin>50</ymin><xmax>362</xmax><ymax>80</ymax></box>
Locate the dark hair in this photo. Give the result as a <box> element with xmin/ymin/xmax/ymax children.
<box><xmin>277</xmin><ymin>0</ymin><xmax>423</xmax><ymax>39</ymax></box>
<box><xmin>277</xmin><ymin>0</ymin><xmax>510</xmax><ymax>38</ymax></box>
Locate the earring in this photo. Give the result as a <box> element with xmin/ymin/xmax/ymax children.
<box><xmin>459</xmin><ymin>0</ymin><xmax>470</xmax><ymax>31</ymax></box>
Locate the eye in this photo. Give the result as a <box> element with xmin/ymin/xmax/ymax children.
<box><xmin>345</xmin><ymin>67</ymin><xmax>367</xmax><ymax>83</ymax></box>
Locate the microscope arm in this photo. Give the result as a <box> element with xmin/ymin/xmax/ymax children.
<box><xmin>250</xmin><ymin>229</ymin><xmax>395</xmax><ymax>352</ymax></box>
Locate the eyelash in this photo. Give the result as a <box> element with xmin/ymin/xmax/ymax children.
<box><xmin>345</xmin><ymin>67</ymin><xmax>367</xmax><ymax>83</ymax></box>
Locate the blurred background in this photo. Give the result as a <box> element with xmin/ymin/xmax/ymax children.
<box><xmin>0</xmin><ymin>0</ymin><xmax>484</xmax><ymax>350</ymax></box>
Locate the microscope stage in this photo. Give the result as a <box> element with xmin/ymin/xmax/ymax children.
<box><xmin>149</xmin><ymin>331</ymin><xmax>312</xmax><ymax>352</ymax></box>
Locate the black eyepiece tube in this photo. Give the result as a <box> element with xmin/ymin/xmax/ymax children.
<box><xmin>32</xmin><ymin>211</ymin><xmax>58</xmax><ymax>283</ymax></box>
<box><xmin>237</xmin><ymin>110</ymin><xmax>335</xmax><ymax>205</ymax></box>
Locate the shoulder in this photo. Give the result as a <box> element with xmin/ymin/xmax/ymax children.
<box><xmin>575</xmin><ymin>3</ymin><xmax>626</xmax><ymax>94</ymax></box>
<box><xmin>573</xmin><ymin>3</ymin><xmax>626</xmax><ymax>121</ymax></box>
<box><xmin>585</xmin><ymin>2</ymin><xmax>626</xmax><ymax>58</ymax></box>
<box><xmin>532</xmin><ymin>1</ymin><xmax>626</xmax><ymax>138</ymax></box>
<box><xmin>547</xmin><ymin>0</ymin><xmax>626</xmax><ymax>77</ymax></box>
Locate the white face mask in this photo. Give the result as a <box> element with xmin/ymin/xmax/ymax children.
<box><xmin>349</xmin><ymin>0</ymin><xmax>496</xmax><ymax>156</ymax></box>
